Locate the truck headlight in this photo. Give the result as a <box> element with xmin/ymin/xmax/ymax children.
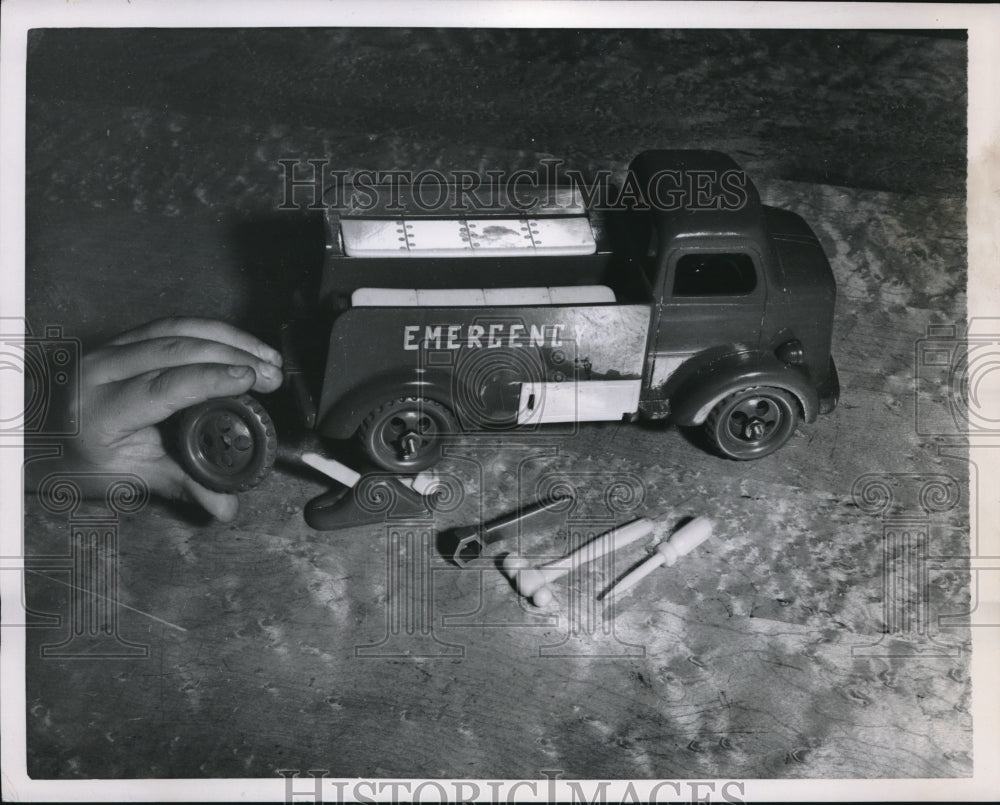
<box><xmin>776</xmin><ymin>339</ymin><xmax>805</xmax><ymax>365</ymax></box>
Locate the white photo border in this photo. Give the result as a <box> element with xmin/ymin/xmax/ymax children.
<box><xmin>2</xmin><ymin>1</ymin><xmax>997</xmax><ymax>801</ymax></box>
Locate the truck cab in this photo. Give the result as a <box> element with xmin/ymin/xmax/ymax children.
<box><xmin>624</xmin><ymin>151</ymin><xmax>839</xmax><ymax>436</ymax></box>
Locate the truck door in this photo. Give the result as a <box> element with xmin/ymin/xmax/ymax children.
<box><xmin>648</xmin><ymin>244</ymin><xmax>766</xmax><ymax>389</ymax></box>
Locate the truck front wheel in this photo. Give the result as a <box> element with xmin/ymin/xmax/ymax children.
<box><xmin>705</xmin><ymin>387</ymin><xmax>798</xmax><ymax>460</ymax></box>
<box><xmin>358</xmin><ymin>397</ymin><xmax>457</xmax><ymax>473</ymax></box>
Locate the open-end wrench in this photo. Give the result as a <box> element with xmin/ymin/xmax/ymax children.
<box><xmin>451</xmin><ymin>494</ymin><xmax>572</xmax><ymax>567</ymax></box>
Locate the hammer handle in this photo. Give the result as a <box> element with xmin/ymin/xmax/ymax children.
<box><xmin>538</xmin><ymin>518</ymin><xmax>654</xmax><ymax>579</ymax></box>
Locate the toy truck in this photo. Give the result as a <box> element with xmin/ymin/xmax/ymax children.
<box><xmin>178</xmin><ymin>151</ymin><xmax>839</xmax><ymax>491</ymax></box>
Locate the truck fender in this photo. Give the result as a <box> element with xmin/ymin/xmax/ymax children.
<box><xmin>316</xmin><ymin>370</ymin><xmax>456</xmax><ymax>440</ymax></box>
<box><xmin>669</xmin><ymin>354</ymin><xmax>819</xmax><ymax>427</ymax></box>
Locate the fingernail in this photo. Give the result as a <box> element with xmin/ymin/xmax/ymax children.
<box><xmin>228</xmin><ymin>365</ymin><xmax>252</xmax><ymax>378</ymax></box>
<box><xmin>260</xmin><ymin>363</ymin><xmax>281</xmax><ymax>381</ymax></box>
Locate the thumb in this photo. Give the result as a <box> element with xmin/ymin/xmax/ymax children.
<box><xmin>180</xmin><ymin>475</ymin><xmax>240</xmax><ymax>523</ymax></box>
<box><xmin>154</xmin><ymin>457</ymin><xmax>240</xmax><ymax>522</ymax></box>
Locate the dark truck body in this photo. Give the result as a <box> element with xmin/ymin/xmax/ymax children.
<box><xmin>285</xmin><ymin>150</ymin><xmax>839</xmax><ymax>470</ymax></box>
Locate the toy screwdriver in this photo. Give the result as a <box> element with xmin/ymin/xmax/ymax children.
<box><xmin>602</xmin><ymin>516</ymin><xmax>713</xmax><ymax>598</ymax></box>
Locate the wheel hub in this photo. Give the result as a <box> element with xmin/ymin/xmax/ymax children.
<box><xmin>400</xmin><ymin>432</ymin><xmax>421</xmax><ymax>459</ymax></box>
<box><xmin>706</xmin><ymin>387</ymin><xmax>798</xmax><ymax>461</ymax></box>
<box><xmin>728</xmin><ymin>397</ymin><xmax>782</xmax><ymax>444</ymax></box>
<box><xmin>380</xmin><ymin>410</ymin><xmax>436</xmax><ymax>461</ymax></box>
<box><xmin>198</xmin><ymin>412</ymin><xmax>254</xmax><ymax>472</ymax></box>
<box><xmin>743</xmin><ymin>418</ymin><xmax>767</xmax><ymax>441</ymax></box>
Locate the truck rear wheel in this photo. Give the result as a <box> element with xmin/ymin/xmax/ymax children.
<box><xmin>358</xmin><ymin>396</ymin><xmax>456</xmax><ymax>473</ymax></box>
<box><xmin>177</xmin><ymin>394</ymin><xmax>277</xmax><ymax>492</ymax></box>
<box><xmin>705</xmin><ymin>387</ymin><xmax>798</xmax><ymax>460</ymax></box>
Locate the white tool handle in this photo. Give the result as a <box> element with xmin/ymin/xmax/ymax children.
<box><xmin>400</xmin><ymin>469</ymin><xmax>440</xmax><ymax>496</ymax></box>
<box><xmin>659</xmin><ymin>516</ymin><xmax>713</xmax><ymax>566</ymax></box>
<box><xmin>501</xmin><ymin>518</ymin><xmax>654</xmax><ymax>607</ymax></box>
<box><xmin>606</xmin><ymin>517</ymin><xmax>713</xmax><ymax>598</ymax></box>
<box><xmin>605</xmin><ymin>554</ymin><xmax>665</xmax><ymax>597</ymax></box>
<box><xmin>539</xmin><ymin>517</ymin><xmax>654</xmax><ymax>580</ymax></box>
<box><xmin>302</xmin><ymin>454</ymin><xmax>439</xmax><ymax>495</ymax></box>
<box><xmin>301</xmin><ymin>452</ymin><xmax>362</xmax><ymax>488</ymax></box>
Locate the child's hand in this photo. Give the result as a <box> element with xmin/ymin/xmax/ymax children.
<box><xmin>61</xmin><ymin>318</ymin><xmax>283</xmax><ymax>522</ymax></box>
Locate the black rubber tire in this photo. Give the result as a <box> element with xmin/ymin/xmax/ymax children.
<box><xmin>358</xmin><ymin>396</ymin><xmax>456</xmax><ymax>473</ymax></box>
<box><xmin>705</xmin><ymin>387</ymin><xmax>799</xmax><ymax>460</ymax></box>
<box><xmin>177</xmin><ymin>394</ymin><xmax>277</xmax><ymax>492</ymax></box>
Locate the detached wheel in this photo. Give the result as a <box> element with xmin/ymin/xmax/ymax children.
<box><xmin>358</xmin><ymin>396</ymin><xmax>456</xmax><ymax>473</ymax></box>
<box><xmin>705</xmin><ymin>387</ymin><xmax>799</xmax><ymax>460</ymax></box>
<box><xmin>178</xmin><ymin>394</ymin><xmax>277</xmax><ymax>492</ymax></box>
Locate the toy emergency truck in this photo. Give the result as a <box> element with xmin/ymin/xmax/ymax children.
<box><xmin>178</xmin><ymin>151</ymin><xmax>839</xmax><ymax>491</ymax></box>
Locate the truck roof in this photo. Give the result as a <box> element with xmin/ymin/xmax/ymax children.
<box><xmin>627</xmin><ymin>150</ymin><xmax>770</xmax><ymax>249</ymax></box>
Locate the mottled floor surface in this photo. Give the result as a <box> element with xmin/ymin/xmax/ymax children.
<box><xmin>22</xmin><ymin>28</ymin><xmax>971</xmax><ymax>779</ymax></box>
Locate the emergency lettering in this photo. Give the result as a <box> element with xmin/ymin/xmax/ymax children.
<box><xmin>403</xmin><ymin>323</ymin><xmax>565</xmax><ymax>350</ymax></box>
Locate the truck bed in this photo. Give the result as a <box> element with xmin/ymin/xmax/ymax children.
<box><xmin>319</xmin><ymin>206</ymin><xmax>652</xmax><ymax>304</ymax></box>
<box><xmin>340</xmin><ymin>215</ymin><xmax>597</xmax><ymax>258</ymax></box>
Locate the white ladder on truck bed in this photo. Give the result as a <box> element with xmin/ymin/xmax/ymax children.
<box><xmin>340</xmin><ymin>216</ymin><xmax>597</xmax><ymax>258</ymax></box>
<box><xmin>351</xmin><ymin>285</ymin><xmax>616</xmax><ymax>307</ymax></box>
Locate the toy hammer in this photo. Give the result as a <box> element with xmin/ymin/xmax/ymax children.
<box><xmin>502</xmin><ymin>517</ymin><xmax>654</xmax><ymax>606</ymax></box>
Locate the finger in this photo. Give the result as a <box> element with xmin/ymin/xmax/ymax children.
<box><xmin>106</xmin><ymin>317</ymin><xmax>282</xmax><ymax>367</ymax></box>
<box><xmin>88</xmin><ymin>336</ymin><xmax>282</xmax><ymax>393</ymax></box>
<box><xmin>101</xmin><ymin>363</ymin><xmax>258</xmax><ymax>433</ymax></box>
<box><xmin>179</xmin><ymin>475</ymin><xmax>240</xmax><ymax>522</ymax></box>
<box><xmin>154</xmin><ymin>457</ymin><xmax>240</xmax><ymax>522</ymax></box>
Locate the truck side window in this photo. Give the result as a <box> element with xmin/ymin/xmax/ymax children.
<box><xmin>673</xmin><ymin>253</ymin><xmax>757</xmax><ymax>296</ymax></box>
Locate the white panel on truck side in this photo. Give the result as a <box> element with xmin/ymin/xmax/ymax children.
<box><xmin>516</xmin><ymin>379</ymin><xmax>643</xmax><ymax>425</ymax></box>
